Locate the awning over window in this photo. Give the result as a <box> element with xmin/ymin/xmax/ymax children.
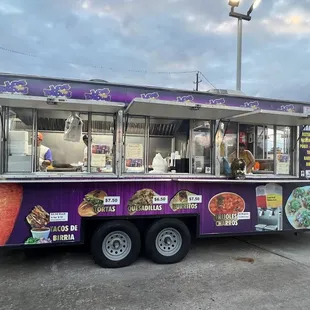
<box><xmin>125</xmin><ymin>98</ymin><xmax>254</xmax><ymax>120</ymax></box>
<box><xmin>0</xmin><ymin>94</ymin><xmax>124</xmax><ymax>113</ymax></box>
<box><xmin>223</xmin><ymin>109</ymin><xmax>310</xmax><ymax>126</ymax></box>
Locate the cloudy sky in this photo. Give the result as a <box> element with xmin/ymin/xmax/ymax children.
<box><xmin>0</xmin><ymin>0</ymin><xmax>309</xmax><ymax>101</ymax></box>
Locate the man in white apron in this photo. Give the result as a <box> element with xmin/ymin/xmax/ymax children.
<box><xmin>37</xmin><ymin>132</ymin><xmax>52</xmax><ymax>172</ymax></box>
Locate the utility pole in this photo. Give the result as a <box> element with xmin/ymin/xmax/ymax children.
<box><xmin>193</xmin><ymin>71</ymin><xmax>202</xmax><ymax>91</ymax></box>
<box><xmin>228</xmin><ymin>0</ymin><xmax>261</xmax><ymax>91</ymax></box>
<box><xmin>236</xmin><ymin>17</ymin><xmax>242</xmax><ymax>91</ymax></box>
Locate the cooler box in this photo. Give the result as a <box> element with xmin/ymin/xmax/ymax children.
<box><xmin>9</xmin><ymin>141</ymin><xmax>30</xmax><ymax>155</ymax></box>
<box><xmin>9</xmin><ymin>131</ymin><xmax>30</xmax><ymax>155</ymax></box>
<box><xmin>9</xmin><ymin>131</ymin><xmax>29</xmax><ymax>142</ymax></box>
<box><xmin>7</xmin><ymin>155</ymin><xmax>32</xmax><ymax>172</ymax></box>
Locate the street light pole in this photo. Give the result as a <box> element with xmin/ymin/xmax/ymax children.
<box><xmin>228</xmin><ymin>0</ymin><xmax>261</xmax><ymax>91</ymax></box>
<box><xmin>236</xmin><ymin>17</ymin><xmax>242</xmax><ymax>91</ymax></box>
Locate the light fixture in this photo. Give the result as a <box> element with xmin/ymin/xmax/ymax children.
<box><xmin>190</xmin><ymin>105</ymin><xmax>201</xmax><ymax>111</ymax></box>
<box><xmin>247</xmin><ymin>0</ymin><xmax>262</xmax><ymax>15</ymax></box>
<box><xmin>253</xmin><ymin>0</ymin><xmax>262</xmax><ymax>9</ymax></box>
<box><xmin>228</xmin><ymin>0</ymin><xmax>240</xmax><ymax>7</ymax></box>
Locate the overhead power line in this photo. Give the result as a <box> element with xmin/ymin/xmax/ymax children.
<box><xmin>0</xmin><ymin>45</ymin><xmax>197</xmax><ymax>75</ymax></box>
<box><xmin>199</xmin><ymin>71</ymin><xmax>216</xmax><ymax>89</ymax></box>
<box><xmin>0</xmin><ymin>45</ymin><xmax>217</xmax><ymax>90</ymax></box>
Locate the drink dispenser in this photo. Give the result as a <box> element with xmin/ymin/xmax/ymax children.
<box><xmin>266</xmin><ymin>183</ymin><xmax>283</xmax><ymax>230</ymax></box>
<box><xmin>256</xmin><ymin>185</ymin><xmax>267</xmax><ymax>216</ymax></box>
<box><xmin>255</xmin><ymin>184</ymin><xmax>283</xmax><ymax>231</ymax></box>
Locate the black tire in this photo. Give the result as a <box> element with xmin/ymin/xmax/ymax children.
<box><xmin>91</xmin><ymin>220</ymin><xmax>141</xmax><ymax>268</ymax></box>
<box><xmin>145</xmin><ymin>218</ymin><xmax>191</xmax><ymax>264</ymax></box>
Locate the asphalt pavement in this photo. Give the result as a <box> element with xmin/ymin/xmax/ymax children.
<box><xmin>1</xmin><ymin>232</ymin><xmax>310</xmax><ymax>310</ymax></box>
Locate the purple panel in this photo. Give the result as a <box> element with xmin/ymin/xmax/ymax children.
<box><xmin>0</xmin><ymin>75</ymin><xmax>305</xmax><ymax>113</ymax></box>
<box><xmin>299</xmin><ymin>126</ymin><xmax>310</xmax><ymax>179</ymax></box>
<box><xmin>1</xmin><ymin>180</ymin><xmax>309</xmax><ymax>247</ymax></box>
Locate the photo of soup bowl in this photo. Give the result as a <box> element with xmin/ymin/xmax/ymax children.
<box><xmin>208</xmin><ymin>192</ymin><xmax>245</xmax><ymax>215</ymax></box>
<box><xmin>31</xmin><ymin>227</ymin><xmax>50</xmax><ymax>239</ymax></box>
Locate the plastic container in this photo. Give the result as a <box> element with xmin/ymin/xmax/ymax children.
<box><xmin>9</xmin><ymin>131</ymin><xmax>29</xmax><ymax>142</ymax></box>
<box><xmin>152</xmin><ymin>153</ymin><xmax>167</xmax><ymax>173</ymax></box>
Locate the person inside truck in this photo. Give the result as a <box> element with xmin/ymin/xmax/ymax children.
<box><xmin>238</xmin><ymin>143</ymin><xmax>255</xmax><ymax>173</ymax></box>
<box><xmin>36</xmin><ymin>132</ymin><xmax>53</xmax><ymax>172</ymax></box>
<box><xmin>82</xmin><ymin>134</ymin><xmax>92</xmax><ymax>166</ymax></box>
<box><xmin>229</xmin><ymin>143</ymin><xmax>255</xmax><ymax>174</ymax></box>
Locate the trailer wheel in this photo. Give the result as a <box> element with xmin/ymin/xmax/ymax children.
<box><xmin>91</xmin><ymin>220</ymin><xmax>141</xmax><ymax>268</ymax></box>
<box><xmin>145</xmin><ymin>218</ymin><xmax>191</xmax><ymax>264</ymax></box>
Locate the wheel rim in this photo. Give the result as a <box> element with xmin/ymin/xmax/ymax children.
<box><xmin>155</xmin><ymin>228</ymin><xmax>182</xmax><ymax>257</ymax></box>
<box><xmin>102</xmin><ymin>231</ymin><xmax>132</xmax><ymax>261</ymax></box>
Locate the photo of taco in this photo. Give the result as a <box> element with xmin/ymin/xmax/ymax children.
<box><xmin>0</xmin><ymin>183</ymin><xmax>23</xmax><ymax>246</ymax></box>
<box><xmin>292</xmin><ymin>187</ymin><xmax>306</xmax><ymax>199</ymax></box>
<box><xmin>284</xmin><ymin>186</ymin><xmax>310</xmax><ymax>229</ymax></box>
<box><xmin>302</xmin><ymin>195</ymin><xmax>310</xmax><ymax>210</ymax></box>
<box><xmin>26</xmin><ymin>205</ymin><xmax>50</xmax><ymax>228</ymax></box>
<box><xmin>285</xmin><ymin>198</ymin><xmax>302</xmax><ymax>217</ymax></box>
<box><xmin>26</xmin><ymin>205</ymin><xmax>51</xmax><ymax>243</ymax></box>
<box><xmin>78</xmin><ymin>190</ymin><xmax>107</xmax><ymax>217</ymax></box>
<box><xmin>292</xmin><ymin>208</ymin><xmax>310</xmax><ymax>229</ymax></box>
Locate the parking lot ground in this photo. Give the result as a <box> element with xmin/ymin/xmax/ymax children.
<box><xmin>1</xmin><ymin>233</ymin><xmax>310</xmax><ymax>310</ymax></box>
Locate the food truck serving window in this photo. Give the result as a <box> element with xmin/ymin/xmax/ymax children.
<box><xmin>123</xmin><ymin>98</ymin><xmax>258</xmax><ymax>176</ymax></box>
<box><xmin>218</xmin><ymin>121</ymin><xmax>296</xmax><ymax>176</ymax></box>
<box><xmin>3</xmin><ymin>107</ymin><xmax>117</xmax><ymax>175</ymax></box>
<box><xmin>35</xmin><ymin>110</ymin><xmax>116</xmax><ymax>174</ymax></box>
<box><xmin>218</xmin><ymin>108</ymin><xmax>306</xmax><ymax>176</ymax></box>
<box><xmin>0</xmin><ymin>94</ymin><xmax>124</xmax><ymax>176</ymax></box>
<box><xmin>123</xmin><ymin>116</ymin><xmax>213</xmax><ymax>175</ymax></box>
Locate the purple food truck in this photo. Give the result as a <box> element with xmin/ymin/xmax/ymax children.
<box><xmin>0</xmin><ymin>72</ymin><xmax>310</xmax><ymax>268</ymax></box>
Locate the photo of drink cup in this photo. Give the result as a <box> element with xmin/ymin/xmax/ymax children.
<box><xmin>31</xmin><ymin>227</ymin><xmax>51</xmax><ymax>239</ymax></box>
